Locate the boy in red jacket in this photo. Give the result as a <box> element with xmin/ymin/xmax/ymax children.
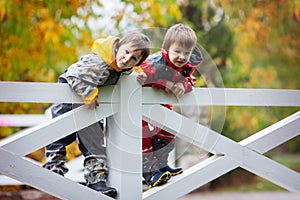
<box><xmin>137</xmin><ymin>23</ymin><xmax>203</xmax><ymax>188</ymax></box>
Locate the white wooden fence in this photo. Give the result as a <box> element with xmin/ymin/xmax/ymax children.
<box><xmin>0</xmin><ymin>75</ymin><xmax>299</xmax><ymax>200</ymax></box>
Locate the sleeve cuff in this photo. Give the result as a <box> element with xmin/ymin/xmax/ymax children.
<box><xmin>83</xmin><ymin>88</ymin><xmax>98</xmax><ymax>104</ymax></box>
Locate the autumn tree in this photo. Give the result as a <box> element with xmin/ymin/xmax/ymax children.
<box><xmin>219</xmin><ymin>0</ymin><xmax>300</xmax><ymax>150</ymax></box>
<box><xmin>0</xmin><ymin>0</ymin><xmax>102</xmax><ymax>160</ymax></box>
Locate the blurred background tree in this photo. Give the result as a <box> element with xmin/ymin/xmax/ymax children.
<box><xmin>219</xmin><ymin>0</ymin><xmax>300</xmax><ymax>149</ymax></box>
<box><xmin>0</xmin><ymin>0</ymin><xmax>102</xmax><ymax>161</ymax></box>
<box><xmin>1</xmin><ymin>0</ymin><xmax>299</xmax><ymax>191</ymax></box>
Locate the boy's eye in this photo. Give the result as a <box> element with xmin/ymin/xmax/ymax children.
<box><xmin>125</xmin><ymin>50</ymin><xmax>129</xmax><ymax>54</ymax></box>
<box><xmin>132</xmin><ymin>56</ymin><xmax>137</xmax><ymax>61</ymax></box>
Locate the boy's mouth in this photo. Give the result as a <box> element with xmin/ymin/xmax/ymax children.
<box><xmin>119</xmin><ymin>60</ymin><xmax>126</xmax><ymax>68</ymax></box>
<box><xmin>175</xmin><ymin>60</ymin><xmax>186</xmax><ymax>66</ymax></box>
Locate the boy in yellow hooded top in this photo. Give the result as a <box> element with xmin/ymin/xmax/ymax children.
<box><xmin>43</xmin><ymin>32</ymin><xmax>150</xmax><ymax>198</ymax></box>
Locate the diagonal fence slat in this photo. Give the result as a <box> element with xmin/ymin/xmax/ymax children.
<box><xmin>241</xmin><ymin>147</ymin><xmax>300</xmax><ymax>193</ymax></box>
<box><xmin>0</xmin><ymin>148</ymin><xmax>112</xmax><ymax>200</ymax></box>
<box><xmin>0</xmin><ymin>114</ymin><xmax>49</xmax><ymax>127</ymax></box>
<box><xmin>142</xmin><ymin>105</ymin><xmax>244</xmax><ymax>157</ymax></box>
<box><xmin>0</xmin><ymin>104</ymin><xmax>117</xmax><ymax>156</ymax></box>
<box><xmin>239</xmin><ymin>111</ymin><xmax>300</xmax><ymax>153</ymax></box>
<box><xmin>143</xmin><ymin>156</ymin><xmax>238</xmax><ymax>200</ymax></box>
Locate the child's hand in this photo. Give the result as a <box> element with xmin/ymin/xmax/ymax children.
<box><xmin>88</xmin><ymin>96</ymin><xmax>99</xmax><ymax>109</ymax></box>
<box><xmin>172</xmin><ymin>82</ymin><xmax>185</xmax><ymax>98</ymax></box>
<box><xmin>165</xmin><ymin>81</ymin><xmax>175</xmax><ymax>94</ymax></box>
<box><xmin>136</xmin><ymin>72</ymin><xmax>147</xmax><ymax>85</ymax></box>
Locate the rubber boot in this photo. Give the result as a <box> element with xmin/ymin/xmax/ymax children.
<box><xmin>143</xmin><ymin>171</ymin><xmax>171</xmax><ymax>189</ymax></box>
<box><xmin>160</xmin><ymin>165</ymin><xmax>183</xmax><ymax>176</ymax></box>
<box><xmin>143</xmin><ymin>153</ymin><xmax>171</xmax><ymax>189</ymax></box>
<box><xmin>42</xmin><ymin>153</ymin><xmax>69</xmax><ymax>176</ymax></box>
<box><xmin>84</xmin><ymin>156</ymin><xmax>117</xmax><ymax>198</ymax></box>
<box><xmin>88</xmin><ymin>181</ymin><xmax>117</xmax><ymax>198</ymax></box>
<box><xmin>151</xmin><ymin>137</ymin><xmax>183</xmax><ymax>175</ymax></box>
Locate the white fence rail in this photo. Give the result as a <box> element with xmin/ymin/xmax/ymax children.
<box><xmin>0</xmin><ymin>75</ymin><xmax>300</xmax><ymax>200</ymax></box>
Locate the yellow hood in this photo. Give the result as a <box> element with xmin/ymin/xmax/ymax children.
<box><xmin>91</xmin><ymin>36</ymin><xmax>122</xmax><ymax>72</ymax></box>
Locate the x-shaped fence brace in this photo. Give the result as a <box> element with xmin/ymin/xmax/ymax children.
<box><xmin>0</xmin><ymin>105</ymin><xmax>115</xmax><ymax>200</ymax></box>
<box><xmin>0</xmin><ymin>77</ymin><xmax>299</xmax><ymax>200</ymax></box>
<box><xmin>142</xmin><ymin>106</ymin><xmax>300</xmax><ymax>199</ymax></box>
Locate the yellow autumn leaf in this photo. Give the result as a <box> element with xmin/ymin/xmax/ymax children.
<box><xmin>132</xmin><ymin>66</ymin><xmax>143</xmax><ymax>73</ymax></box>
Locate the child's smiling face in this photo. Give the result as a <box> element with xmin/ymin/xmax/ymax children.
<box><xmin>115</xmin><ymin>43</ymin><xmax>143</xmax><ymax>70</ymax></box>
<box><xmin>167</xmin><ymin>42</ymin><xmax>194</xmax><ymax>68</ymax></box>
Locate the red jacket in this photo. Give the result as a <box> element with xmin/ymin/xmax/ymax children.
<box><xmin>141</xmin><ymin>47</ymin><xmax>203</xmax><ymax>93</ymax></box>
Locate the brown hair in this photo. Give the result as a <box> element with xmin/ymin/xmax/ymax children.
<box><xmin>116</xmin><ymin>32</ymin><xmax>151</xmax><ymax>66</ymax></box>
<box><xmin>162</xmin><ymin>23</ymin><xmax>197</xmax><ymax>51</ymax></box>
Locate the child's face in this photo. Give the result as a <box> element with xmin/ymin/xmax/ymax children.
<box><xmin>167</xmin><ymin>42</ymin><xmax>194</xmax><ymax>68</ymax></box>
<box><xmin>115</xmin><ymin>43</ymin><xmax>143</xmax><ymax>69</ymax></box>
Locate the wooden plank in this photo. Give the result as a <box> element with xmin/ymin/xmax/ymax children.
<box><xmin>0</xmin><ymin>81</ymin><xmax>118</xmax><ymax>104</ymax></box>
<box><xmin>242</xmin><ymin>147</ymin><xmax>300</xmax><ymax>192</ymax></box>
<box><xmin>1</xmin><ymin>81</ymin><xmax>300</xmax><ymax>106</ymax></box>
<box><xmin>0</xmin><ymin>114</ymin><xmax>49</xmax><ymax>127</ymax></box>
<box><xmin>0</xmin><ymin>156</ymin><xmax>85</xmax><ymax>186</ymax></box>
<box><xmin>219</xmin><ymin>88</ymin><xmax>300</xmax><ymax>106</ymax></box>
<box><xmin>142</xmin><ymin>87</ymin><xmax>300</xmax><ymax>106</ymax></box>
<box><xmin>143</xmin><ymin>156</ymin><xmax>238</xmax><ymax>200</ymax></box>
<box><xmin>239</xmin><ymin>112</ymin><xmax>300</xmax><ymax>192</ymax></box>
<box><xmin>0</xmin><ymin>175</ymin><xmax>22</xmax><ymax>185</ymax></box>
<box><xmin>0</xmin><ymin>104</ymin><xmax>117</xmax><ymax>156</ymax></box>
<box><xmin>0</xmin><ymin>157</ymin><xmax>42</xmax><ymax>185</ymax></box>
<box><xmin>0</xmin><ymin>82</ymin><xmax>81</xmax><ymax>103</ymax></box>
<box><xmin>107</xmin><ymin>75</ymin><xmax>143</xmax><ymax>200</ymax></box>
<box><xmin>240</xmin><ymin>111</ymin><xmax>300</xmax><ymax>153</ymax></box>
<box><xmin>0</xmin><ymin>148</ymin><xmax>112</xmax><ymax>200</ymax></box>
<box><xmin>142</xmin><ymin>105</ymin><xmax>244</xmax><ymax>160</ymax></box>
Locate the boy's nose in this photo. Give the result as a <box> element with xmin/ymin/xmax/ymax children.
<box><xmin>179</xmin><ymin>53</ymin><xmax>185</xmax><ymax>60</ymax></box>
<box><xmin>124</xmin><ymin>54</ymin><xmax>131</xmax><ymax>62</ymax></box>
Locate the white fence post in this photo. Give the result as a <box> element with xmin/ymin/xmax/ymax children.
<box><xmin>106</xmin><ymin>75</ymin><xmax>142</xmax><ymax>200</ymax></box>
